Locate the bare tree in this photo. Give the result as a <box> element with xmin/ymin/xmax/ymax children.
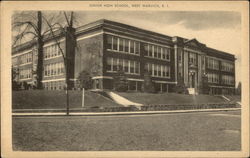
<box><xmin>12</xmin><ymin>11</ymin><xmax>77</xmax><ymax>115</ymax></box>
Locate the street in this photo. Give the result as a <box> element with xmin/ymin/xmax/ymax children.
<box><xmin>12</xmin><ymin>110</ymin><xmax>241</xmax><ymax>151</ymax></box>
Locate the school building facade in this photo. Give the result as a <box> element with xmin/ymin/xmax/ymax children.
<box><xmin>12</xmin><ymin>19</ymin><xmax>236</xmax><ymax>94</ymax></box>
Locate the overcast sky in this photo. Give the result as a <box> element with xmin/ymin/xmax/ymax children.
<box><xmin>73</xmin><ymin>11</ymin><xmax>241</xmax><ymax>85</ymax></box>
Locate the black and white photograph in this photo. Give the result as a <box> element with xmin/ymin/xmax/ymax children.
<box><xmin>1</xmin><ymin>1</ymin><xmax>249</xmax><ymax>158</ymax></box>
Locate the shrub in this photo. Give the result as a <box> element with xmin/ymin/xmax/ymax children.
<box><xmin>113</xmin><ymin>67</ymin><xmax>128</xmax><ymax>92</ymax></box>
<box><xmin>142</xmin><ymin>72</ymin><xmax>155</xmax><ymax>93</ymax></box>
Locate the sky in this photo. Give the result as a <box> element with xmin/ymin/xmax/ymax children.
<box><xmin>73</xmin><ymin>11</ymin><xmax>241</xmax><ymax>85</ymax></box>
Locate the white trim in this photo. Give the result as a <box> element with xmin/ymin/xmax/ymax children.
<box><xmin>69</xmin><ymin>78</ymin><xmax>78</xmax><ymax>81</ymax></box>
<box><xmin>104</xmin><ymin>32</ymin><xmax>172</xmax><ymax>49</ymax></box>
<box><xmin>127</xmin><ymin>78</ymin><xmax>144</xmax><ymax>82</ymax></box>
<box><xmin>107</xmin><ymin>49</ymin><xmax>140</xmax><ymax>57</ymax></box>
<box><xmin>153</xmin><ymin>80</ymin><xmax>177</xmax><ymax>84</ymax></box>
<box><xmin>92</xmin><ymin>76</ymin><xmax>113</xmax><ymax>79</ymax></box>
<box><xmin>76</xmin><ymin>31</ymin><xmax>104</xmax><ymax>41</ymax></box>
<box><xmin>209</xmin><ymin>85</ymin><xmax>235</xmax><ymax>89</ymax></box>
<box><xmin>42</xmin><ymin>78</ymin><xmax>65</xmax><ymax>83</ymax></box>
<box><xmin>104</xmin><ymin>23</ymin><xmax>172</xmax><ymax>45</ymax></box>
<box><xmin>43</xmin><ymin>39</ymin><xmax>65</xmax><ymax>47</ymax></box>
<box><xmin>12</xmin><ymin>50</ymin><xmax>32</xmax><ymax>58</ymax></box>
<box><xmin>19</xmin><ymin>78</ymin><xmax>32</xmax><ymax>81</ymax></box>
<box><xmin>44</xmin><ymin>55</ymin><xmax>63</xmax><ymax>61</ymax></box>
<box><xmin>18</xmin><ymin>62</ymin><xmax>32</xmax><ymax>67</ymax></box>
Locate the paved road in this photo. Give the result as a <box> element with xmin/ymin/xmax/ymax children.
<box><xmin>12</xmin><ymin>110</ymin><xmax>241</xmax><ymax>151</ymax></box>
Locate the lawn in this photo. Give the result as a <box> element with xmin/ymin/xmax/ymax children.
<box><xmin>12</xmin><ymin>90</ymin><xmax>121</xmax><ymax>109</ymax></box>
<box><xmin>12</xmin><ymin>111</ymin><xmax>241</xmax><ymax>151</ymax></box>
<box><xmin>117</xmin><ymin>92</ymin><xmax>227</xmax><ymax>105</ymax></box>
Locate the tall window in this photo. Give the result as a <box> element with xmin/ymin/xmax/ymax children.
<box><xmin>19</xmin><ymin>52</ymin><xmax>32</xmax><ymax>65</ymax></box>
<box><xmin>145</xmin><ymin>63</ymin><xmax>170</xmax><ymax>78</ymax></box>
<box><xmin>145</xmin><ymin>44</ymin><xmax>171</xmax><ymax>61</ymax></box>
<box><xmin>222</xmin><ymin>75</ymin><xmax>234</xmax><ymax>85</ymax></box>
<box><xmin>189</xmin><ymin>52</ymin><xmax>197</xmax><ymax>66</ymax></box>
<box><xmin>44</xmin><ymin>44</ymin><xmax>61</xmax><ymax>59</ymax></box>
<box><xmin>44</xmin><ymin>62</ymin><xmax>64</xmax><ymax>77</ymax></box>
<box><xmin>107</xmin><ymin>36</ymin><xmax>112</xmax><ymax>49</ymax></box>
<box><xmin>19</xmin><ymin>68</ymin><xmax>32</xmax><ymax>79</ymax></box>
<box><xmin>106</xmin><ymin>35</ymin><xmax>140</xmax><ymax>55</ymax></box>
<box><xmin>221</xmin><ymin>61</ymin><xmax>234</xmax><ymax>72</ymax></box>
<box><xmin>207</xmin><ymin>57</ymin><xmax>219</xmax><ymax>70</ymax></box>
<box><xmin>106</xmin><ymin>57</ymin><xmax>140</xmax><ymax>74</ymax></box>
<box><xmin>207</xmin><ymin>73</ymin><xmax>219</xmax><ymax>83</ymax></box>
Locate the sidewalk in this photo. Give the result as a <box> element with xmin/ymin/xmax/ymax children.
<box><xmin>12</xmin><ymin>107</ymin><xmax>241</xmax><ymax>117</ymax></box>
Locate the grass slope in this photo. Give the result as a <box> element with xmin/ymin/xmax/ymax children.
<box><xmin>117</xmin><ymin>92</ymin><xmax>227</xmax><ymax>105</ymax></box>
<box><xmin>12</xmin><ymin>90</ymin><xmax>121</xmax><ymax>109</ymax></box>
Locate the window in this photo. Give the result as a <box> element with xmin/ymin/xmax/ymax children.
<box><xmin>106</xmin><ymin>57</ymin><xmax>140</xmax><ymax>74</ymax></box>
<box><xmin>44</xmin><ymin>44</ymin><xmax>61</xmax><ymax>59</ymax></box>
<box><xmin>113</xmin><ymin>58</ymin><xmax>118</xmax><ymax>71</ymax></box>
<box><xmin>113</xmin><ymin>37</ymin><xmax>118</xmax><ymax>51</ymax></box>
<box><xmin>119</xmin><ymin>38</ymin><xmax>124</xmax><ymax>52</ymax></box>
<box><xmin>221</xmin><ymin>61</ymin><xmax>234</xmax><ymax>72</ymax></box>
<box><xmin>157</xmin><ymin>47</ymin><xmax>161</xmax><ymax>59</ymax></box>
<box><xmin>153</xmin><ymin>46</ymin><xmax>157</xmax><ymax>58</ymax></box>
<box><xmin>207</xmin><ymin>57</ymin><xmax>219</xmax><ymax>70</ymax></box>
<box><xmin>44</xmin><ymin>62</ymin><xmax>64</xmax><ymax>77</ymax></box>
<box><xmin>107</xmin><ymin>35</ymin><xmax>112</xmax><ymax>49</ymax></box>
<box><xmin>149</xmin><ymin>45</ymin><xmax>153</xmax><ymax>57</ymax></box>
<box><xmin>222</xmin><ymin>75</ymin><xmax>234</xmax><ymax>85</ymax></box>
<box><xmin>135</xmin><ymin>41</ymin><xmax>140</xmax><ymax>55</ymax></box>
<box><xmin>107</xmin><ymin>57</ymin><xmax>112</xmax><ymax>71</ymax></box>
<box><xmin>207</xmin><ymin>73</ymin><xmax>219</xmax><ymax>83</ymax></box>
<box><xmin>130</xmin><ymin>41</ymin><xmax>135</xmax><ymax>54</ymax></box>
<box><xmin>189</xmin><ymin>53</ymin><xmax>197</xmax><ymax>66</ymax></box>
<box><xmin>130</xmin><ymin>61</ymin><xmax>135</xmax><ymax>73</ymax></box>
<box><xmin>124</xmin><ymin>59</ymin><xmax>129</xmax><ymax>72</ymax></box>
<box><xmin>145</xmin><ymin>63</ymin><xmax>170</xmax><ymax>78</ymax></box>
<box><xmin>19</xmin><ymin>68</ymin><xmax>32</xmax><ymax>79</ymax></box>
<box><xmin>125</xmin><ymin>39</ymin><xmax>129</xmax><ymax>52</ymax></box>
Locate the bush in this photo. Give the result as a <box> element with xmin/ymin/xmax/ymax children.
<box><xmin>77</xmin><ymin>70</ymin><xmax>92</xmax><ymax>90</ymax></box>
<box><xmin>142</xmin><ymin>72</ymin><xmax>155</xmax><ymax>93</ymax></box>
<box><xmin>113</xmin><ymin>67</ymin><xmax>128</xmax><ymax>92</ymax></box>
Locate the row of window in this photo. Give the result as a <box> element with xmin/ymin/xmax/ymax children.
<box><xmin>13</xmin><ymin>52</ymin><xmax>33</xmax><ymax>66</ymax></box>
<box><xmin>44</xmin><ymin>44</ymin><xmax>61</xmax><ymax>59</ymax></box>
<box><xmin>221</xmin><ymin>75</ymin><xmax>234</xmax><ymax>85</ymax></box>
<box><xmin>144</xmin><ymin>44</ymin><xmax>171</xmax><ymax>61</ymax></box>
<box><xmin>107</xmin><ymin>35</ymin><xmax>140</xmax><ymax>55</ymax></box>
<box><xmin>43</xmin><ymin>80</ymin><xmax>65</xmax><ymax>90</ymax></box>
<box><xmin>106</xmin><ymin>57</ymin><xmax>140</xmax><ymax>74</ymax></box>
<box><xmin>221</xmin><ymin>62</ymin><xmax>234</xmax><ymax>72</ymax></box>
<box><xmin>19</xmin><ymin>68</ymin><xmax>32</xmax><ymax>79</ymax></box>
<box><xmin>44</xmin><ymin>62</ymin><xmax>65</xmax><ymax>77</ymax></box>
<box><xmin>207</xmin><ymin>73</ymin><xmax>219</xmax><ymax>83</ymax></box>
<box><xmin>207</xmin><ymin>57</ymin><xmax>219</xmax><ymax>70</ymax></box>
<box><xmin>145</xmin><ymin>63</ymin><xmax>170</xmax><ymax>78</ymax></box>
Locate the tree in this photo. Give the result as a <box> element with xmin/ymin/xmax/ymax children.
<box><xmin>201</xmin><ymin>75</ymin><xmax>209</xmax><ymax>94</ymax></box>
<box><xmin>12</xmin><ymin>11</ymin><xmax>44</xmax><ymax>89</ymax></box>
<box><xmin>77</xmin><ymin>70</ymin><xmax>92</xmax><ymax>90</ymax></box>
<box><xmin>113</xmin><ymin>66</ymin><xmax>128</xmax><ymax>92</ymax></box>
<box><xmin>11</xmin><ymin>67</ymin><xmax>20</xmax><ymax>90</ymax></box>
<box><xmin>174</xmin><ymin>77</ymin><xmax>187</xmax><ymax>94</ymax></box>
<box><xmin>236</xmin><ymin>82</ymin><xmax>241</xmax><ymax>95</ymax></box>
<box><xmin>142</xmin><ymin>72</ymin><xmax>155</xmax><ymax>93</ymax></box>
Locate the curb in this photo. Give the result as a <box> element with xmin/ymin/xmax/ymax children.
<box><xmin>12</xmin><ymin>108</ymin><xmax>241</xmax><ymax>117</ymax></box>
